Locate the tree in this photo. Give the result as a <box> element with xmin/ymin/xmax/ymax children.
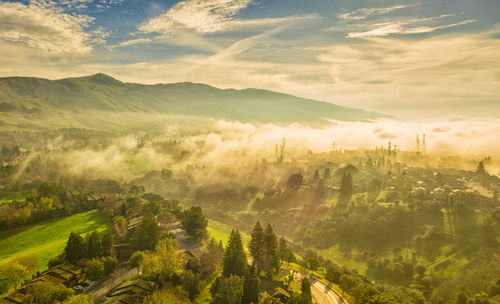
<box><xmin>102</xmin><ymin>256</ymin><xmax>119</xmax><ymax>275</ymax></box>
<box><xmin>100</xmin><ymin>231</ymin><xmax>113</xmax><ymax>257</ymax></box>
<box><xmin>313</xmin><ymin>169</ymin><xmax>320</xmax><ymax>180</ymax></box>
<box><xmin>84</xmin><ymin>258</ymin><xmax>105</xmax><ymax>281</ymax></box>
<box><xmin>63</xmin><ymin>294</ymin><xmax>94</xmax><ymax>304</ymax></box>
<box><xmin>223</xmin><ymin>230</ymin><xmax>248</xmax><ymax>278</ymax></box>
<box><xmin>326</xmin><ymin>264</ymin><xmax>343</xmax><ymax>284</ymax></box>
<box><xmin>300</xmin><ymin>278</ymin><xmax>313</xmax><ymax>304</ymax></box>
<box><xmin>278</xmin><ymin>237</ymin><xmax>292</xmax><ymax>264</ymax></box>
<box><xmin>211</xmin><ymin>275</ymin><xmax>244</xmax><ymax>304</ymax></box>
<box><xmin>142</xmin><ymin>238</ymin><xmax>184</xmax><ymax>286</ymax></box>
<box><xmin>489</xmin><ymin>279</ymin><xmax>500</xmax><ymax>297</ymax></box>
<box><xmin>144</xmin><ymin>288</ymin><xmax>190</xmax><ymax>304</ymax></box>
<box><xmin>337</xmin><ymin>173</ymin><xmax>353</xmax><ymax>208</ymax></box>
<box><xmin>182</xmin><ymin>270</ymin><xmax>202</xmax><ymax>301</ymax></box>
<box><xmin>324</xmin><ymin>168</ymin><xmax>331</xmax><ymax>180</ymax></box>
<box><xmin>130</xmin><ymin>251</ymin><xmax>145</xmax><ymax>273</ymax></box>
<box><xmin>308</xmin><ymin>257</ymin><xmax>321</xmax><ymax>272</ymax></box>
<box><xmin>29</xmin><ymin>282</ymin><xmax>74</xmax><ymax>304</ymax></box>
<box><xmin>476</xmin><ymin>161</ymin><xmax>487</xmax><ymax>175</ymax></box>
<box><xmin>64</xmin><ymin>232</ymin><xmax>86</xmax><ymax>264</ymax></box>
<box><xmin>457</xmin><ymin>291</ymin><xmax>469</xmax><ymax>304</ymax></box>
<box><xmin>181</xmin><ymin>206</ymin><xmax>208</xmax><ymax>241</ymax></box>
<box><xmin>249</xmin><ymin>222</ymin><xmax>265</xmax><ymax>272</ymax></box>
<box><xmin>86</xmin><ymin>231</ymin><xmax>101</xmax><ymax>259</ymax></box>
<box><xmin>242</xmin><ymin>273</ymin><xmax>260</xmax><ymax>304</ymax></box>
<box><xmin>0</xmin><ymin>262</ymin><xmax>31</xmax><ymax>291</ymax></box>
<box><xmin>132</xmin><ymin>215</ymin><xmax>159</xmax><ymax>251</ymax></box>
<box><xmin>186</xmin><ymin>256</ymin><xmax>201</xmax><ymax>274</ymax></box>
<box><xmin>199</xmin><ymin>239</ymin><xmax>224</xmax><ymax>277</ymax></box>
<box><xmin>112</xmin><ymin>216</ymin><xmax>128</xmax><ymax>240</ymax></box>
<box><xmin>263</xmin><ymin>224</ymin><xmax>279</xmax><ymax>278</ymax></box>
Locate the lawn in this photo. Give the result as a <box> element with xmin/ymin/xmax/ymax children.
<box><xmin>207</xmin><ymin>219</ymin><xmax>251</xmax><ymax>248</ymax></box>
<box><xmin>0</xmin><ymin>209</ymin><xmax>110</xmax><ymax>272</ymax></box>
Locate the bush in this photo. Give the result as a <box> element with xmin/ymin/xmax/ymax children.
<box><xmin>48</xmin><ymin>255</ymin><xmax>65</xmax><ymax>268</ymax></box>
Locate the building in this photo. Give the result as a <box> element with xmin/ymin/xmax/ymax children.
<box><xmin>104</xmin><ymin>279</ymin><xmax>156</xmax><ymax>304</ymax></box>
<box><xmin>1</xmin><ymin>265</ymin><xmax>84</xmax><ymax>304</ymax></box>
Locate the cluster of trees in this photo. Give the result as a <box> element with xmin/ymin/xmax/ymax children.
<box><xmin>249</xmin><ymin>222</ymin><xmax>279</xmax><ymax>278</ymax></box>
<box><xmin>83</xmin><ymin>256</ymin><xmax>119</xmax><ymax>281</ymax></box>
<box><xmin>456</xmin><ymin>291</ymin><xmax>499</xmax><ymax>304</ymax></box>
<box><xmin>64</xmin><ymin>230</ymin><xmax>113</xmax><ymax>264</ymax></box>
<box><xmin>366</xmin><ymin>256</ymin><xmax>415</xmax><ymax>285</ymax></box>
<box><xmin>209</xmin><ymin>222</ymin><xmax>307</xmax><ymax>304</ymax></box>
<box><xmin>0</xmin><ymin>255</ymin><xmax>40</xmax><ymax>293</ymax></box>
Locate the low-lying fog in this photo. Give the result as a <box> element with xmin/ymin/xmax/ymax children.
<box><xmin>23</xmin><ymin>116</ymin><xmax>500</xmax><ymax>181</ymax></box>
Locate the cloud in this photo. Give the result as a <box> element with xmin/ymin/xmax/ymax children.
<box><xmin>138</xmin><ymin>0</ymin><xmax>317</xmax><ymax>35</ymax></box>
<box><xmin>110</xmin><ymin>38</ymin><xmax>153</xmax><ymax>49</ymax></box>
<box><xmin>348</xmin><ymin>19</ymin><xmax>476</xmax><ymax>38</ymax></box>
<box><xmin>109</xmin><ymin>31</ymin><xmax>222</xmax><ymax>53</ymax></box>
<box><xmin>338</xmin><ymin>4</ymin><xmax>413</xmax><ymax>21</ymax></box>
<box><xmin>0</xmin><ymin>0</ymin><xmax>100</xmax><ymax>55</ymax></box>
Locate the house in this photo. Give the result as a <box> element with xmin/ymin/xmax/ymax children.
<box><xmin>112</xmin><ymin>243</ymin><xmax>132</xmax><ymax>257</ymax></box>
<box><xmin>127</xmin><ymin>216</ymin><xmax>143</xmax><ymax>233</ymax></box>
<box><xmin>272</xmin><ymin>287</ymin><xmax>291</xmax><ymax>303</ymax></box>
<box><xmin>1</xmin><ymin>291</ymin><xmax>29</xmax><ymax>304</ymax></box>
<box><xmin>0</xmin><ymin>265</ymin><xmax>84</xmax><ymax>304</ymax></box>
<box><xmin>104</xmin><ymin>279</ymin><xmax>156</xmax><ymax>304</ymax></box>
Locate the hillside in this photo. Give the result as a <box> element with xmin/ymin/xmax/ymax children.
<box><xmin>0</xmin><ymin>73</ymin><xmax>387</xmax><ymax>130</ymax></box>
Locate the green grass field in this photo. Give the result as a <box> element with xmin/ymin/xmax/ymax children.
<box><xmin>0</xmin><ymin>209</ymin><xmax>110</xmax><ymax>272</ymax></box>
<box><xmin>207</xmin><ymin>219</ymin><xmax>250</xmax><ymax>252</ymax></box>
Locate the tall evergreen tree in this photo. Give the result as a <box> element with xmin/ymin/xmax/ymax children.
<box><xmin>263</xmin><ymin>224</ymin><xmax>279</xmax><ymax>278</ymax></box>
<box><xmin>87</xmin><ymin>231</ymin><xmax>101</xmax><ymax>259</ymax></box>
<box><xmin>249</xmin><ymin>222</ymin><xmax>264</xmax><ymax>272</ymax></box>
<box><xmin>223</xmin><ymin>230</ymin><xmax>248</xmax><ymax>277</ymax></box>
<box><xmin>337</xmin><ymin>173</ymin><xmax>353</xmax><ymax>208</ymax></box>
<box><xmin>278</xmin><ymin>237</ymin><xmax>295</xmax><ymax>264</ymax></box>
<box><xmin>300</xmin><ymin>278</ymin><xmax>313</xmax><ymax>304</ymax></box>
<box><xmin>313</xmin><ymin>169</ymin><xmax>320</xmax><ymax>181</ymax></box>
<box><xmin>100</xmin><ymin>231</ymin><xmax>113</xmax><ymax>257</ymax></box>
<box><xmin>64</xmin><ymin>232</ymin><xmax>86</xmax><ymax>264</ymax></box>
<box><xmin>242</xmin><ymin>272</ymin><xmax>260</xmax><ymax>304</ymax></box>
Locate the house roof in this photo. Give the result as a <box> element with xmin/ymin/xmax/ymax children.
<box><xmin>1</xmin><ymin>291</ymin><xmax>28</xmax><ymax>304</ymax></box>
<box><xmin>273</xmin><ymin>287</ymin><xmax>291</xmax><ymax>298</ymax></box>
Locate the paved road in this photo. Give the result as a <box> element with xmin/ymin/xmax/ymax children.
<box><xmin>85</xmin><ymin>267</ymin><xmax>140</xmax><ymax>301</ymax></box>
<box><xmin>167</xmin><ymin>222</ymin><xmax>201</xmax><ymax>251</ymax></box>
<box><xmin>290</xmin><ymin>268</ymin><xmax>347</xmax><ymax>304</ymax></box>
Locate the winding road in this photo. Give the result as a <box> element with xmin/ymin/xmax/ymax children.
<box><xmin>290</xmin><ymin>267</ymin><xmax>347</xmax><ymax>304</ymax></box>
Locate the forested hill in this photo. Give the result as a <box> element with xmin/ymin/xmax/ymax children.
<box><xmin>0</xmin><ymin>73</ymin><xmax>387</xmax><ymax>130</ymax></box>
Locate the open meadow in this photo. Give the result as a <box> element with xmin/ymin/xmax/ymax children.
<box><xmin>0</xmin><ymin>210</ymin><xmax>110</xmax><ymax>272</ymax></box>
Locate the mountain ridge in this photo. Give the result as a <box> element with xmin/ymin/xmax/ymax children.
<box><xmin>0</xmin><ymin>73</ymin><xmax>389</xmax><ymax>130</ymax></box>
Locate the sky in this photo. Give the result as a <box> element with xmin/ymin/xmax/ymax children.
<box><xmin>0</xmin><ymin>0</ymin><xmax>499</xmax><ymax>118</ymax></box>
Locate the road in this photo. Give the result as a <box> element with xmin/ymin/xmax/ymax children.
<box><xmin>85</xmin><ymin>267</ymin><xmax>140</xmax><ymax>301</ymax></box>
<box><xmin>167</xmin><ymin>221</ymin><xmax>201</xmax><ymax>251</ymax></box>
<box><xmin>289</xmin><ymin>267</ymin><xmax>347</xmax><ymax>304</ymax></box>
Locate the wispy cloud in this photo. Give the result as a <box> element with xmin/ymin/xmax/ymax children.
<box><xmin>0</xmin><ymin>0</ymin><xmax>102</xmax><ymax>55</ymax></box>
<box><xmin>138</xmin><ymin>0</ymin><xmax>317</xmax><ymax>35</ymax></box>
<box><xmin>348</xmin><ymin>19</ymin><xmax>476</xmax><ymax>38</ymax></box>
<box><xmin>338</xmin><ymin>4</ymin><xmax>413</xmax><ymax>21</ymax></box>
